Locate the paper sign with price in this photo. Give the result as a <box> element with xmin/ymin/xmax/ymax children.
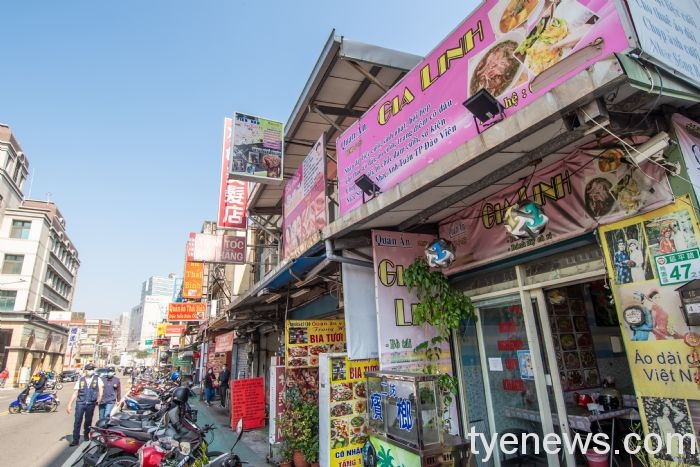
<box><xmin>654</xmin><ymin>248</ymin><xmax>700</xmax><ymax>285</ymax></box>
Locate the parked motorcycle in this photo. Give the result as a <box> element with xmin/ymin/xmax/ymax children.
<box><xmin>8</xmin><ymin>386</ymin><xmax>60</xmax><ymax>413</ymax></box>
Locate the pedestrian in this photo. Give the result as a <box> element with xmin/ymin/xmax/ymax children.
<box><xmin>203</xmin><ymin>367</ymin><xmax>216</xmax><ymax>407</ymax></box>
<box><xmin>25</xmin><ymin>370</ymin><xmax>47</xmax><ymax>413</ymax></box>
<box><xmin>66</xmin><ymin>363</ymin><xmax>104</xmax><ymax>446</ymax></box>
<box><xmin>98</xmin><ymin>366</ymin><xmax>121</xmax><ymax>420</ymax></box>
<box><xmin>218</xmin><ymin>364</ymin><xmax>231</xmax><ymax>408</ymax></box>
<box><xmin>0</xmin><ymin>367</ymin><xmax>8</xmax><ymax>387</ymax></box>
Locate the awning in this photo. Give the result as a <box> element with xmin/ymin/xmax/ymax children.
<box><xmin>618</xmin><ymin>53</ymin><xmax>700</xmax><ymax>103</ymax></box>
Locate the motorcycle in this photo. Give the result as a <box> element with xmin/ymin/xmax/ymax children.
<box><xmin>8</xmin><ymin>386</ymin><xmax>60</xmax><ymax>413</ymax></box>
<box><xmin>46</xmin><ymin>378</ymin><xmax>64</xmax><ymax>390</ymax></box>
<box><xmin>204</xmin><ymin>419</ymin><xmax>246</xmax><ymax>467</ymax></box>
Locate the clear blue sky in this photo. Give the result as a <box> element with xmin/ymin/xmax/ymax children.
<box><xmin>2</xmin><ymin>0</ymin><xmax>477</xmax><ymax>320</ymax></box>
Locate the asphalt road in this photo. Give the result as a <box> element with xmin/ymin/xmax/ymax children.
<box><xmin>0</xmin><ymin>384</ymin><xmax>81</xmax><ymax>467</ymax></box>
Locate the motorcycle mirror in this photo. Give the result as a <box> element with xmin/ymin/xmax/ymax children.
<box><xmin>230</xmin><ymin>418</ymin><xmax>244</xmax><ymax>452</ymax></box>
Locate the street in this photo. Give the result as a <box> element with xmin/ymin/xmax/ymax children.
<box><xmin>0</xmin><ymin>385</ymin><xmax>80</xmax><ymax>467</ymax></box>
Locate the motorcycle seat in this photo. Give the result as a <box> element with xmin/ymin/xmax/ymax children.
<box><xmin>115</xmin><ymin>428</ymin><xmax>152</xmax><ymax>442</ymax></box>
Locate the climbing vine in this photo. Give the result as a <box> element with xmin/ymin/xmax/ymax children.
<box><xmin>404</xmin><ymin>257</ymin><xmax>476</xmax><ymax>414</ymax></box>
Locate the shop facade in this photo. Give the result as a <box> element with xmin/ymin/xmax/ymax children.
<box><xmin>213</xmin><ymin>1</ymin><xmax>700</xmax><ymax>465</ymax></box>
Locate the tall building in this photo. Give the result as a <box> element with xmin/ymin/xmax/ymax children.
<box><xmin>0</xmin><ymin>124</ymin><xmax>77</xmax><ymax>386</ymax></box>
<box><xmin>128</xmin><ymin>274</ymin><xmax>181</xmax><ymax>353</ymax></box>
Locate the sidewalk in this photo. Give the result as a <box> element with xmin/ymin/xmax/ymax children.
<box><xmin>189</xmin><ymin>391</ymin><xmax>273</xmax><ymax>465</ymax></box>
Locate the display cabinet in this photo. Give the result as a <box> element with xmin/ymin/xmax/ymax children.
<box><xmin>364</xmin><ymin>371</ymin><xmax>469</xmax><ymax>467</ymax></box>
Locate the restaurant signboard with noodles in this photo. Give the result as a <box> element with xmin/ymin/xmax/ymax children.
<box><xmin>228</xmin><ymin>112</ymin><xmax>284</xmax><ymax>184</ymax></box>
<box><xmin>285</xmin><ymin>319</ymin><xmax>346</xmax><ymax>368</ymax></box>
<box><xmin>438</xmin><ymin>142</ymin><xmax>673</xmax><ymax>275</ymax></box>
<box><xmin>336</xmin><ymin>0</ymin><xmax>631</xmax><ymax>216</ymax></box>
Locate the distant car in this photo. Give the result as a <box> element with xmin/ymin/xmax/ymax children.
<box><xmin>59</xmin><ymin>370</ymin><xmax>79</xmax><ymax>382</ymax></box>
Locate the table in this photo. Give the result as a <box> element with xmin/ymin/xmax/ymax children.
<box><xmin>505</xmin><ymin>406</ymin><xmax>634</xmax><ymax>467</ymax></box>
<box><xmin>504</xmin><ymin>405</ymin><xmax>633</xmax><ymax>432</ymax></box>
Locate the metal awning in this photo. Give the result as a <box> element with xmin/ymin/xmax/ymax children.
<box><xmin>248</xmin><ymin>30</ymin><xmax>422</xmax><ymax>215</ymax></box>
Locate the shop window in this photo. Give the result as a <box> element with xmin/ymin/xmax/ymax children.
<box><xmin>10</xmin><ymin>220</ymin><xmax>31</xmax><ymax>239</ymax></box>
<box><xmin>1</xmin><ymin>254</ymin><xmax>24</xmax><ymax>274</ymax></box>
<box><xmin>0</xmin><ymin>290</ymin><xmax>17</xmax><ymax>310</ymax></box>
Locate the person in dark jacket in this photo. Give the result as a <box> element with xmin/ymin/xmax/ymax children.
<box><xmin>25</xmin><ymin>370</ymin><xmax>48</xmax><ymax>413</ymax></box>
<box><xmin>98</xmin><ymin>366</ymin><xmax>121</xmax><ymax>419</ymax></box>
<box><xmin>217</xmin><ymin>364</ymin><xmax>231</xmax><ymax>408</ymax></box>
<box><xmin>66</xmin><ymin>364</ymin><xmax>104</xmax><ymax>446</ymax></box>
<box><xmin>203</xmin><ymin>368</ymin><xmax>216</xmax><ymax>407</ymax></box>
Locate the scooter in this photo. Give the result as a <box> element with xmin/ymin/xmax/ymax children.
<box><xmin>8</xmin><ymin>386</ymin><xmax>60</xmax><ymax>413</ymax></box>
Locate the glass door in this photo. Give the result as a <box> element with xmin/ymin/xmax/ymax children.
<box><xmin>472</xmin><ymin>294</ymin><xmax>559</xmax><ymax>466</ymax></box>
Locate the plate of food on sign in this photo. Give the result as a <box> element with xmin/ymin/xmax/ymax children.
<box><xmin>467</xmin><ymin>28</ymin><xmax>528</xmax><ymax>100</ymax></box>
<box><xmin>513</xmin><ymin>0</ymin><xmax>599</xmax><ymax>76</ymax></box>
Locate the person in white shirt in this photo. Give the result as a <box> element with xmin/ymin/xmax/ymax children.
<box><xmin>66</xmin><ymin>363</ymin><xmax>104</xmax><ymax>446</ymax></box>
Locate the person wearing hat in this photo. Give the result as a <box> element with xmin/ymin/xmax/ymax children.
<box><xmin>98</xmin><ymin>366</ymin><xmax>121</xmax><ymax>420</ymax></box>
<box><xmin>613</xmin><ymin>238</ymin><xmax>632</xmax><ymax>284</ymax></box>
<box><xmin>66</xmin><ymin>363</ymin><xmax>104</xmax><ymax>446</ymax></box>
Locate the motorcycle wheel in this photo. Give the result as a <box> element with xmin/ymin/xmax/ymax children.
<box><xmin>55</xmin><ymin>382</ymin><xmax>63</xmax><ymax>390</ymax></box>
<box><xmin>104</xmin><ymin>456</ymin><xmax>138</xmax><ymax>467</ymax></box>
<box><xmin>47</xmin><ymin>400</ymin><xmax>59</xmax><ymax>412</ymax></box>
<box><xmin>8</xmin><ymin>405</ymin><xmax>19</xmax><ymax>414</ymax></box>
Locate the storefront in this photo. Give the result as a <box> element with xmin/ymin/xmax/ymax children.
<box><xmin>455</xmin><ymin>243</ymin><xmax>631</xmax><ymax>466</ymax></box>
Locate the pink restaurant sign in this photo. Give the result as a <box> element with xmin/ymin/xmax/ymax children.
<box><xmin>337</xmin><ymin>0</ymin><xmax>630</xmax><ymax>216</ymax></box>
<box><xmin>439</xmin><ymin>149</ymin><xmax>672</xmax><ymax>275</ymax></box>
<box><xmin>283</xmin><ymin>134</ymin><xmax>327</xmax><ymax>257</ymax></box>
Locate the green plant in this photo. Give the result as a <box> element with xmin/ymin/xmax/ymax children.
<box><xmin>404</xmin><ymin>257</ymin><xmax>476</xmax><ymax>416</ymax></box>
<box><xmin>277</xmin><ymin>397</ymin><xmax>319</xmax><ymax>463</ymax></box>
<box><xmin>277</xmin><ymin>440</ymin><xmax>293</xmax><ymax>463</ymax></box>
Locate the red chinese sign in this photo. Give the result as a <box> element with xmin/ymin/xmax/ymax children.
<box><xmin>230</xmin><ymin>377</ymin><xmax>265</xmax><ymax>430</ymax></box>
<box><xmin>218</xmin><ymin>117</ymin><xmax>248</xmax><ymax>229</ymax></box>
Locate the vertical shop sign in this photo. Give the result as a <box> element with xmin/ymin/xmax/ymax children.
<box><xmin>269</xmin><ymin>361</ymin><xmax>285</xmax><ymax>444</ymax></box>
<box><xmin>599</xmin><ymin>195</ymin><xmax>700</xmax><ymax>466</ymax></box>
<box><xmin>230</xmin><ymin>377</ymin><xmax>266</xmax><ymax>430</ymax></box>
<box><xmin>183</xmin><ymin>261</ymin><xmax>203</xmax><ymax>299</ymax></box>
<box><xmin>320</xmin><ymin>355</ymin><xmax>378</xmax><ymax>467</ymax></box>
<box><xmin>673</xmin><ymin>113</ymin><xmax>700</xmax><ymax>206</ymax></box>
<box><xmin>283</xmin><ymin>134</ymin><xmax>327</xmax><ymax>257</ymax></box>
<box><xmin>218</xmin><ymin>117</ymin><xmax>248</xmax><ymax>229</ymax></box>
<box><xmin>372</xmin><ymin>230</ymin><xmax>450</xmax><ymax>372</ymax></box>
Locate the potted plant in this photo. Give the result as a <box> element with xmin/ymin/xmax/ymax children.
<box><xmin>277</xmin><ymin>440</ymin><xmax>293</xmax><ymax>467</ymax></box>
<box><xmin>277</xmin><ymin>398</ymin><xmax>319</xmax><ymax>467</ymax></box>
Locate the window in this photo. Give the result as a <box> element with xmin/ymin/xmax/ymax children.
<box><xmin>0</xmin><ymin>290</ymin><xmax>17</xmax><ymax>311</ymax></box>
<box><xmin>2</xmin><ymin>254</ymin><xmax>24</xmax><ymax>274</ymax></box>
<box><xmin>10</xmin><ymin>220</ymin><xmax>31</xmax><ymax>239</ymax></box>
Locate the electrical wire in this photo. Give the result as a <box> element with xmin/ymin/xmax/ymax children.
<box><xmin>579</xmin><ymin>107</ymin><xmax>700</xmax><ymax>219</ymax></box>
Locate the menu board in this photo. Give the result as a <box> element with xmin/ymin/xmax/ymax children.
<box><xmin>545</xmin><ymin>285</ymin><xmax>600</xmax><ymax>390</ymax></box>
<box><xmin>230</xmin><ymin>377</ymin><xmax>265</xmax><ymax>430</ymax></box>
<box><xmin>286</xmin><ymin>319</ymin><xmax>346</xmax><ymax>368</ymax></box>
<box><xmin>323</xmin><ymin>356</ymin><xmax>379</xmax><ymax>467</ymax></box>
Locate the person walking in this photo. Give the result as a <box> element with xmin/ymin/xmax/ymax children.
<box><xmin>217</xmin><ymin>364</ymin><xmax>231</xmax><ymax>408</ymax></box>
<box><xmin>98</xmin><ymin>366</ymin><xmax>121</xmax><ymax>420</ymax></box>
<box><xmin>66</xmin><ymin>364</ymin><xmax>104</xmax><ymax>446</ymax></box>
<box><xmin>203</xmin><ymin>368</ymin><xmax>216</xmax><ymax>407</ymax></box>
<box><xmin>0</xmin><ymin>367</ymin><xmax>8</xmax><ymax>387</ymax></box>
<box><xmin>25</xmin><ymin>370</ymin><xmax>47</xmax><ymax>413</ymax></box>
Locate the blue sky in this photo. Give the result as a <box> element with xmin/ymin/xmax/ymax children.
<box><xmin>2</xmin><ymin>0</ymin><xmax>477</xmax><ymax>320</ymax></box>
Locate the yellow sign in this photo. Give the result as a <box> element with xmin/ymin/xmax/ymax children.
<box><xmin>286</xmin><ymin>319</ymin><xmax>346</xmax><ymax>368</ymax></box>
<box><xmin>599</xmin><ymin>195</ymin><xmax>700</xmax><ymax>465</ymax></box>
<box><xmin>327</xmin><ymin>356</ymin><xmax>378</xmax><ymax>467</ymax></box>
<box><xmin>156</xmin><ymin>323</ymin><xmax>167</xmax><ymax>337</ymax></box>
